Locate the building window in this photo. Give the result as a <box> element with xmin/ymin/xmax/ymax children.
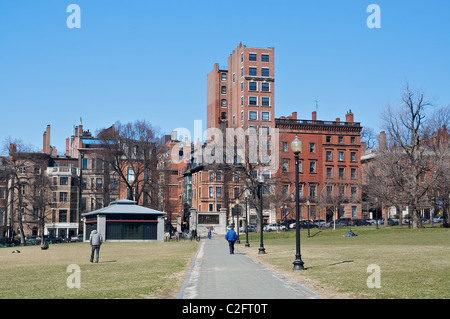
<box><xmin>351</xmin><ymin>168</ymin><xmax>357</xmax><ymax>179</ymax></box>
<box><xmin>261</xmin><ymin>82</ymin><xmax>269</xmax><ymax>92</ymax></box>
<box><xmin>309</xmin><ymin>161</ymin><xmax>316</xmax><ymax>173</ymax></box>
<box><xmin>0</xmin><ymin>187</ymin><xmax>5</xmax><ymax>200</ymax></box>
<box><xmin>241</xmin><ymin>82</ymin><xmax>243</xmax><ymax>92</ymax></box>
<box><xmin>221</xmin><ymin>73</ymin><xmax>227</xmax><ymax>81</ymax></box>
<box><xmin>241</xmin><ymin>52</ymin><xmax>243</xmax><ymax>62</ymax></box>
<box><xmin>282</xmin><ymin>160</ymin><xmax>289</xmax><ymax>172</ymax></box>
<box><xmin>221</xmin><ymin>86</ymin><xmax>226</xmax><ymax>94</ymax></box>
<box><xmin>309</xmin><ymin>185</ymin><xmax>317</xmax><ymax>199</ymax></box>
<box><xmin>352</xmin><ymin>206</ymin><xmax>357</xmax><ymax>218</ymax></box>
<box><xmin>326</xmin><ymin>167</ymin><xmax>333</xmax><ymax>179</ymax></box>
<box><xmin>261</xmin><ymin>68</ymin><xmax>269</xmax><ymax>77</ymax></box>
<box><xmin>351</xmin><ymin>187</ymin><xmax>357</xmax><ymax>199</ymax></box>
<box><xmin>261</xmin><ymin>54</ymin><xmax>269</xmax><ymax>62</ymax></box>
<box><xmin>59</xmin><ymin>192</ymin><xmax>68</xmax><ymax>202</ymax></box>
<box><xmin>249</xmin><ymin>96</ymin><xmax>257</xmax><ymax>106</ymax></box>
<box><xmin>339</xmin><ymin>167</ymin><xmax>345</xmax><ymax>179</ymax></box>
<box><xmin>338</xmin><ymin>151</ymin><xmax>345</xmax><ymax>162</ymax></box>
<box><xmin>249</xmin><ymin>82</ymin><xmax>257</xmax><ymax>91</ymax></box>
<box><xmin>282</xmin><ymin>142</ymin><xmax>288</xmax><ymax>152</ymax></box>
<box><xmin>261</xmin><ymin>112</ymin><xmax>270</xmax><ymax>121</ymax></box>
<box><xmin>309</xmin><ymin>143</ymin><xmax>316</xmax><ymax>153</ymax></box>
<box><xmin>249</xmin><ymin>53</ymin><xmax>257</xmax><ymax>61</ymax></box>
<box><xmin>59</xmin><ymin>210</ymin><xmax>67</xmax><ymax>223</ymax></box>
<box><xmin>338</xmin><ymin>136</ymin><xmax>344</xmax><ymax>144</ymax></box>
<box><xmin>241</xmin><ymin>96</ymin><xmax>244</xmax><ymax>106</ymax></box>
<box><xmin>261</xmin><ymin>97</ymin><xmax>270</xmax><ymax>106</ymax></box>
<box><xmin>221</xmin><ymin>112</ymin><xmax>227</xmax><ymax>120</ymax></box>
<box><xmin>209</xmin><ymin>187</ymin><xmax>213</xmax><ymax>198</ymax></box>
<box><xmin>60</xmin><ymin>177</ymin><xmax>68</xmax><ymax>185</ymax></box>
<box><xmin>221</xmin><ymin>99</ymin><xmax>227</xmax><ymax>107</ymax></box>
<box><xmin>326</xmin><ymin>150</ymin><xmax>332</xmax><ymax>161</ymax></box>
<box><xmin>216</xmin><ymin>187</ymin><xmax>222</xmax><ymax>198</ymax></box>
<box><xmin>351</xmin><ymin>136</ymin><xmax>356</xmax><ymax>144</ymax></box>
<box><xmin>127</xmin><ymin>167</ymin><xmax>135</xmax><ymax>182</ymax></box>
<box><xmin>249</xmin><ymin>111</ymin><xmax>257</xmax><ymax>120</ymax></box>
<box><xmin>234</xmin><ymin>187</ymin><xmax>240</xmax><ymax>199</ymax></box>
<box><xmin>249</xmin><ymin>67</ymin><xmax>257</xmax><ymax>76</ymax></box>
<box><xmin>216</xmin><ymin>171</ymin><xmax>222</xmax><ymax>181</ymax></box>
<box><xmin>326</xmin><ymin>136</ymin><xmax>332</xmax><ymax>143</ymax></box>
<box><xmin>350</xmin><ymin>151</ymin><xmax>357</xmax><ymax>162</ymax></box>
<box><xmin>339</xmin><ymin>186</ymin><xmax>345</xmax><ymax>198</ymax></box>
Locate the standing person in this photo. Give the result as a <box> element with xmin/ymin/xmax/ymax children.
<box><xmin>89</xmin><ymin>229</ymin><xmax>103</xmax><ymax>263</ymax></box>
<box><xmin>208</xmin><ymin>228</ymin><xmax>212</xmax><ymax>240</ymax></box>
<box><xmin>225</xmin><ymin>226</ymin><xmax>237</xmax><ymax>254</ymax></box>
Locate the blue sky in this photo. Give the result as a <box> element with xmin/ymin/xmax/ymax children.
<box><xmin>0</xmin><ymin>0</ymin><xmax>449</xmax><ymax>154</ymax></box>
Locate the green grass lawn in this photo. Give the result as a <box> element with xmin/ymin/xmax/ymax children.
<box><xmin>243</xmin><ymin>226</ymin><xmax>450</xmax><ymax>299</ymax></box>
<box><xmin>0</xmin><ymin>240</ymin><xmax>199</xmax><ymax>299</ymax></box>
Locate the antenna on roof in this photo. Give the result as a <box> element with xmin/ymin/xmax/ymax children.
<box><xmin>314</xmin><ymin>100</ymin><xmax>319</xmax><ymax>113</ymax></box>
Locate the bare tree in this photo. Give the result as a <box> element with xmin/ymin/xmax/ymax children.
<box><xmin>98</xmin><ymin>120</ymin><xmax>161</xmax><ymax>208</ymax></box>
<box><xmin>361</xmin><ymin>127</ymin><xmax>378</xmax><ymax>150</ymax></box>
<box><xmin>382</xmin><ymin>85</ymin><xmax>436</xmax><ymax>228</ymax></box>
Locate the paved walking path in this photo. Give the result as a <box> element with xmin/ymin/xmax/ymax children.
<box><xmin>178</xmin><ymin>237</ymin><xmax>321</xmax><ymax>299</ymax></box>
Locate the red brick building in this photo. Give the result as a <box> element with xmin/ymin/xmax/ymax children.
<box><xmin>275</xmin><ymin>110</ymin><xmax>363</xmax><ymax>222</ymax></box>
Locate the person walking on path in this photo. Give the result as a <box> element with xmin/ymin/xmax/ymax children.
<box><xmin>89</xmin><ymin>229</ymin><xmax>103</xmax><ymax>263</ymax></box>
<box><xmin>225</xmin><ymin>226</ymin><xmax>237</xmax><ymax>254</ymax></box>
<box><xmin>208</xmin><ymin>229</ymin><xmax>212</xmax><ymax>240</ymax></box>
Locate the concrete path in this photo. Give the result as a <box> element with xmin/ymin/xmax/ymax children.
<box><xmin>178</xmin><ymin>237</ymin><xmax>321</xmax><ymax>299</ymax></box>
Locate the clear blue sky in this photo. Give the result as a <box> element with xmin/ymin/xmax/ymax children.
<box><xmin>1</xmin><ymin>0</ymin><xmax>449</xmax><ymax>155</ymax></box>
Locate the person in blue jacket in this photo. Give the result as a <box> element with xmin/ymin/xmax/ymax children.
<box><xmin>225</xmin><ymin>226</ymin><xmax>238</xmax><ymax>254</ymax></box>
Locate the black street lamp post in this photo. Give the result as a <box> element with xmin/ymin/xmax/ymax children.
<box><xmin>244</xmin><ymin>189</ymin><xmax>250</xmax><ymax>247</ymax></box>
<box><xmin>291</xmin><ymin>135</ymin><xmax>305</xmax><ymax>270</ymax></box>
<box><xmin>307</xmin><ymin>200</ymin><xmax>311</xmax><ymax>238</ymax></box>
<box><xmin>258</xmin><ymin>174</ymin><xmax>266</xmax><ymax>254</ymax></box>
<box><xmin>236</xmin><ymin>199</ymin><xmax>241</xmax><ymax>244</ymax></box>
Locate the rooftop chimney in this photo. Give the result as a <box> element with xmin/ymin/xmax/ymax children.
<box><xmin>378</xmin><ymin>131</ymin><xmax>387</xmax><ymax>151</ymax></box>
<box><xmin>43</xmin><ymin>125</ymin><xmax>51</xmax><ymax>154</ymax></box>
<box><xmin>312</xmin><ymin>111</ymin><xmax>317</xmax><ymax>121</ymax></box>
<box><xmin>291</xmin><ymin>112</ymin><xmax>297</xmax><ymax>120</ymax></box>
<box><xmin>345</xmin><ymin>110</ymin><xmax>354</xmax><ymax>123</ymax></box>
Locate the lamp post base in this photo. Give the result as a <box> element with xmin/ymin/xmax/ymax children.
<box><xmin>293</xmin><ymin>258</ymin><xmax>305</xmax><ymax>270</ymax></box>
<box><xmin>245</xmin><ymin>243</ymin><xmax>250</xmax><ymax>247</ymax></box>
<box><xmin>258</xmin><ymin>247</ymin><xmax>266</xmax><ymax>254</ymax></box>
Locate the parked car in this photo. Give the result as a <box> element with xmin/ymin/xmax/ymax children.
<box><xmin>433</xmin><ymin>216</ymin><xmax>444</xmax><ymax>223</ymax></box>
<box><xmin>378</xmin><ymin>218</ymin><xmax>398</xmax><ymax>226</ymax></box>
<box><xmin>70</xmin><ymin>234</ymin><xmax>84</xmax><ymax>242</ymax></box>
<box><xmin>327</xmin><ymin>219</ymin><xmax>352</xmax><ymax>227</ymax></box>
<box><xmin>313</xmin><ymin>219</ymin><xmax>326</xmax><ymax>227</ymax></box>
<box><xmin>25</xmin><ymin>235</ymin><xmax>41</xmax><ymax>244</ymax></box>
<box><xmin>365</xmin><ymin>219</ymin><xmax>377</xmax><ymax>225</ymax></box>
<box><xmin>350</xmin><ymin>219</ymin><xmax>372</xmax><ymax>226</ymax></box>
<box><xmin>43</xmin><ymin>235</ymin><xmax>63</xmax><ymax>244</ymax></box>
<box><xmin>264</xmin><ymin>224</ymin><xmax>286</xmax><ymax>231</ymax></box>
